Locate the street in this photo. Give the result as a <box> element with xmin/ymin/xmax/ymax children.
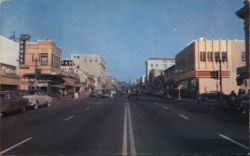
<box><xmin>0</xmin><ymin>94</ymin><xmax>248</xmax><ymax>155</ymax></box>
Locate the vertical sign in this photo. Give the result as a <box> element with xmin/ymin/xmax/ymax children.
<box><xmin>19</xmin><ymin>34</ymin><xmax>30</xmax><ymax>65</ymax></box>
<box><xmin>19</xmin><ymin>40</ymin><xmax>26</xmax><ymax>64</ymax></box>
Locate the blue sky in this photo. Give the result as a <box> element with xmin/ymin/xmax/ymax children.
<box><xmin>0</xmin><ymin>0</ymin><xmax>245</xmax><ymax>82</ymax></box>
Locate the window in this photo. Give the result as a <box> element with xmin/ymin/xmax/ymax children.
<box><xmin>90</xmin><ymin>59</ymin><xmax>92</xmax><ymax>62</ymax></box>
<box><xmin>221</xmin><ymin>52</ymin><xmax>227</xmax><ymax>61</ymax></box>
<box><xmin>200</xmin><ymin>52</ymin><xmax>206</xmax><ymax>61</ymax></box>
<box><xmin>52</xmin><ymin>54</ymin><xmax>54</xmax><ymax>66</ymax></box>
<box><xmin>214</xmin><ymin>52</ymin><xmax>220</xmax><ymax>61</ymax></box>
<box><xmin>207</xmin><ymin>52</ymin><xmax>213</xmax><ymax>61</ymax></box>
<box><xmin>242</xmin><ymin>51</ymin><xmax>246</xmax><ymax>61</ymax></box>
<box><xmin>244</xmin><ymin>79</ymin><xmax>248</xmax><ymax>87</ymax></box>
<box><xmin>77</xmin><ymin>56</ymin><xmax>80</xmax><ymax>59</ymax></box>
<box><xmin>40</xmin><ymin>53</ymin><xmax>48</xmax><ymax>65</ymax></box>
<box><xmin>151</xmin><ymin>64</ymin><xmax>153</xmax><ymax>67</ymax></box>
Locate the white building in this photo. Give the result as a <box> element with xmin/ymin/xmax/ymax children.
<box><xmin>0</xmin><ymin>35</ymin><xmax>20</xmax><ymax>91</ymax></box>
<box><xmin>0</xmin><ymin>35</ymin><xmax>19</xmax><ymax>67</ymax></box>
<box><xmin>145</xmin><ymin>57</ymin><xmax>175</xmax><ymax>81</ymax></box>
<box><xmin>71</xmin><ymin>54</ymin><xmax>106</xmax><ymax>89</ymax></box>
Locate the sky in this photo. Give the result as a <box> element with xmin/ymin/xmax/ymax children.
<box><xmin>0</xmin><ymin>0</ymin><xmax>245</xmax><ymax>82</ymax></box>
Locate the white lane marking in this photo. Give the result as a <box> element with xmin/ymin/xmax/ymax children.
<box><xmin>178</xmin><ymin>114</ymin><xmax>189</xmax><ymax>120</ymax></box>
<box><xmin>64</xmin><ymin>115</ymin><xmax>74</xmax><ymax>121</ymax></box>
<box><xmin>219</xmin><ymin>134</ymin><xmax>249</xmax><ymax>150</ymax></box>
<box><xmin>122</xmin><ymin>103</ymin><xmax>128</xmax><ymax>155</ymax></box>
<box><xmin>127</xmin><ymin>103</ymin><xmax>136</xmax><ymax>155</ymax></box>
<box><xmin>0</xmin><ymin>137</ymin><xmax>32</xmax><ymax>155</ymax></box>
<box><xmin>162</xmin><ymin>106</ymin><xmax>168</xmax><ymax>110</ymax></box>
<box><xmin>85</xmin><ymin>107</ymin><xmax>91</xmax><ymax>110</ymax></box>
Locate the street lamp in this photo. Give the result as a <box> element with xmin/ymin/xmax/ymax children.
<box><xmin>32</xmin><ymin>54</ymin><xmax>40</xmax><ymax>91</ymax></box>
<box><xmin>175</xmin><ymin>69</ymin><xmax>182</xmax><ymax>100</ymax></box>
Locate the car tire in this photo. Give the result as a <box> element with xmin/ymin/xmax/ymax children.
<box><xmin>33</xmin><ymin>101</ymin><xmax>39</xmax><ymax>110</ymax></box>
<box><xmin>21</xmin><ymin>106</ymin><xmax>26</xmax><ymax>113</ymax></box>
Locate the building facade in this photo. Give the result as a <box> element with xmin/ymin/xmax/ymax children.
<box><xmin>0</xmin><ymin>35</ymin><xmax>20</xmax><ymax>91</ymax></box>
<box><xmin>145</xmin><ymin>57</ymin><xmax>175</xmax><ymax>82</ymax></box>
<box><xmin>71</xmin><ymin>54</ymin><xmax>106</xmax><ymax>89</ymax></box>
<box><xmin>164</xmin><ymin>65</ymin><xmax>176</xmax><ymax>97</ymax></box>
<box><xmin>236</xmin><ymin>0</ymin><xmax>250</xmax><ymax>92</ymax></box>
<box><xmin>19</xmin><ymin>40</ymin><xmax>62</xmax><ymax>96</ymax></box>
<box><xmin>175</xmin><ymin>38</ymin><xmax>245</xmax><ymax>98</ymax></box>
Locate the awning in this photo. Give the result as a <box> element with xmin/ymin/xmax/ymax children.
<box><xmin>0</xmin><ymin>76</ymin><xmax>20</xmax><ymax>85</ymax></box>
<box><xmin>50</xmin><ymin>85</ymin><xmax>65</xmax><ymax>88</ymax></box>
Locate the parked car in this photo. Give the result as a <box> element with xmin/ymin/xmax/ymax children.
<box><xmin>22</xmin><ymin>90</ymin><xmax>53</xmax><ymax>110</ymax></box>
<box><xmin>0</xmin><ymin>91</ymin><xmax>28</xmax><ymax>118</ymax></box>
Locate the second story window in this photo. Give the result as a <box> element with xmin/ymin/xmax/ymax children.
<box><xmin>214</xmin><ymin>52</ymin><xmax>220</xmax><ymax>61</ymax></box>
<box><xmin>40</xmin><ymin>53</ymin><xmax>48</xmax><ymax>65</ymax></box>
<box><xmin>200</xmin><ymin>52</ymin><xmax>206</xmax><ymax>61</ymax></box>
<box><xmin>221</xmin><ymin>52</ymin><xmax>227</xmax><ymax>61</ymax></box>
<box><xmin>207</xmin><ymin>52</ymin><xmax>213</xmax><ymax>61</ymax></box>
<box><xmin>242</xmin><ymin>51</ymin><xmax>246</xmax><ymax>61</ymax></box>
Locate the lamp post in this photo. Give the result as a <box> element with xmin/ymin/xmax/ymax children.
<box><xmin>32</xmin><ymin>54</ymin><xmax>40</xmax><ymax>91</ymax></box>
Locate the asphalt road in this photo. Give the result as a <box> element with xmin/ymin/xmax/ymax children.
<box><xmin>0</xmin><ymin>94</ymin><xmax>249</xmax><ymax>155</ymax></box>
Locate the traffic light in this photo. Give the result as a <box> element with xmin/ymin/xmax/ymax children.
<box><xmin>210</xmin><ymin>70</ymin><xmax>219</xmax><ymax>79</ymax></box>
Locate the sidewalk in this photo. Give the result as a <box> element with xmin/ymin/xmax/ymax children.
<box><xmin>176</xmin><ymin>98</ymin><xmax>220</xmax><ymax>106</ymax></box>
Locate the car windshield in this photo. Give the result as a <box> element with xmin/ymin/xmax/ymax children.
<box><xmin>0</xmin><ymin>0</ymin><xmax>249</xmax><ymax>156</ymax></box>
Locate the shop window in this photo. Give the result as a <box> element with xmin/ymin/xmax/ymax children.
<box><xmin>222</xmin><ymin>52</ymin><xmax>227</xmax><ymax>61</ymax></box>
<box><xmin>214</xmin><ymin>52</ymin><xmax>220</xmax><ymax>61</ymax></box>
<box><xmin>207</xmin><ymin>52</ymin><xmax>213</xmax><ymax>61</ymax></box>
<box><xmin>200</xmin><ymin>52</ymin><xmax>206</xmax><ymax>61</ymax></box>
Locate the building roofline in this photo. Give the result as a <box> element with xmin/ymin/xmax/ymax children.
<box><xmin>147</xmin><ymin>57</ymin><xmax>175</xmax><ymax>60</ymax></box>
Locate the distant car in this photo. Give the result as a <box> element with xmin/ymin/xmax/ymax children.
<box><xmin>89</xmin><ymin>91</ymin><xmax>98</xmax><ymax>97</ymax></box>
<box><xmin>22</xmin><ymin>90</ymin><xmax>53</xmax><ymax>110</ymax></box>
<box><xmin>0</xmin><ymin>91</ymin><xmax>28</xmax><ymax>118</ymax></box>
<box><xmin>163</xmin><ymin>93</ymin><xmax>173</xmax><ymax>100</ymax></box>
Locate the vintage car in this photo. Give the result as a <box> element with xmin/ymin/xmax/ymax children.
<box><xmin>0</xmin><ymin>91</ymin><xmax>28</xmax><ymax>118</ymax></box>
<box><xmin>22</xmin><ymin>90</ymin><xmax>53</xmax><ymax>110</ymax></box>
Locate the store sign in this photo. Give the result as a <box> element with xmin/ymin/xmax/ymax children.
<box><xmin>0</xmin><ymin>63</ymin><xmax>17</xmax><ymax>74</ymax></box>
<box><xmin>19</xmin><ymin>34</ymin><xmax>31</xmax><ymax>65</ymax></box>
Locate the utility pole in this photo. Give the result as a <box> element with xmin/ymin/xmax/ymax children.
<box><xmin>214</xmin><ymin>54</ymin><xmax>225</xmax><ymax>104</ymax></box>
<box><xmin>219</xmin><ymin>58</ymin><xmax>223</xmax><ymax>104</ymax></box>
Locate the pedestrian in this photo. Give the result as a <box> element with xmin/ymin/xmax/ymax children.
<box><xmin>197</xmin><ymin>91</ymin><xmax>201</xmax><ymax>104</ymax></box>
<box><xmin>230</xmin><ymin>90</ymin><xmax>237</xmax><ymax>101</ymax></box>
